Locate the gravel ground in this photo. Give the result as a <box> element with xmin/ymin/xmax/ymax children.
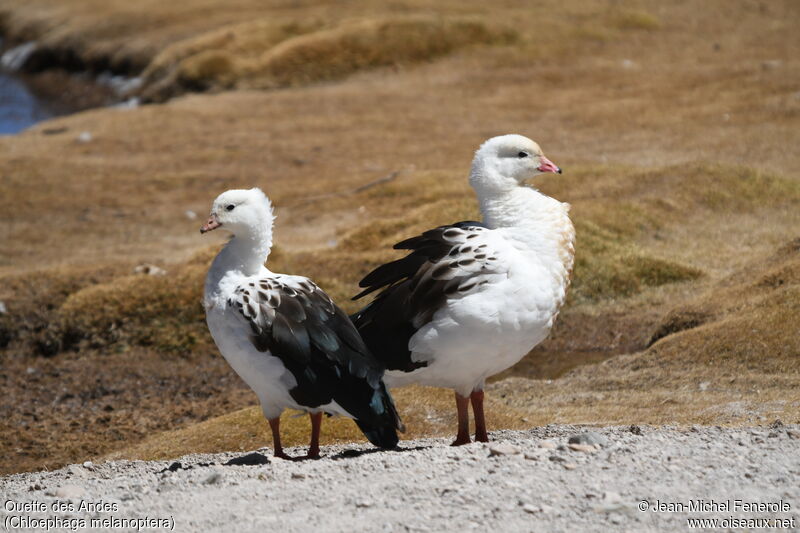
<box><xmin>2</xmin><ymin>425</ymin><xmax>799</xmax><ymax>532</ymax></box>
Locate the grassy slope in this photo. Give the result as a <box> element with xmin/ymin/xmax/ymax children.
<box><xmin>2</xmin><ymin>0</ymin><xmax>800</xmax><ymax>471</ymax></box>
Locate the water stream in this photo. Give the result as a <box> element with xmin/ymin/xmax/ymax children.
<box><xmin>0</xmin><ymin>71</ymin><xmax>57</xmax><ymax>135</ymax></box>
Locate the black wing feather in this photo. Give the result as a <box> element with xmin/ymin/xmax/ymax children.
<box><xmin>232</xmin><ymin>276</ymin><xmax>403</xmax><ymax>447</ymax></box>
<box><xmin>351</xmin><ymin>221</ymin><xmax>490</xmax><ymax>373</ymax></box>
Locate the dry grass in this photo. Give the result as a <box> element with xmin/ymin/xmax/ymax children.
<box><xmin>7</xmin><ymin>162</ymin><xmax>795</xmax><ymax>357</ymax></box>
<box><xmin>492</xmin><ymin>239</ymin><xmax>800</xmax><ymax>426</ymax></box>
<box><xmin>1</xmin><ymin>0</ymin><xmax>800</xmax><ymax>473</ymax></box>
<box><xmin>106</xmin><ymin>386</ymin><xmax>527</xmax><ymax>461</ymax></box>
<box><xmin>142</xmin><ymin>16</ymin><xmax>515</xmax><ymax>101</ymax></box>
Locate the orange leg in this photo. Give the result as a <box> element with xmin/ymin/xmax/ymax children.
<box><xmin>451</xmin><ymin>392</ymin><xmax>471</xmax><ymax>446</ymax></box>
<box><xmin>304</xmin><ymin>412</ymin><xmax>323</xmax><ymax>459</ymax></box>
<box><xmin>471</xmin><ymin>389</ymin><xmax>489</xmax><ymax>442</ymax></box>
<box><xmin>268</xmin><ymin>416</ymin><xmax>294</xmax><ymax>460</ymax></box>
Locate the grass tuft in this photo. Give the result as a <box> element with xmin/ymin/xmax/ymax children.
<box><xmin>611</xmin><ymin>9</ymin><xmax>661</xmax><ymax>31</ymax></box>
<box><xmin>141</xmin><ymin>16</ymin><xmax>516</xmax><ymax>101</ymax></box>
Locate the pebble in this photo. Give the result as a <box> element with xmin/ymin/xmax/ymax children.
<box><xmin>203</xmin><ymin>471</ymin><xmax>221</xmax><ymax>485</ymax></box>
<box><xmin>77</xmin><ymin>131</ymin><xmax>93</xmax><ymax>143</ymax></box>
<box><xmin>50</xmin><ymin>485</ymin><xmax>85</xmax><ymax>499</ymax></box>
<box><xmin>0</xmin><ymin>301</ymin><xmax>6</xmax><ymax>314</ymax></box>
<box><xmin>567</xmin><ymin>443</ymin><xmax>597</xmax><ymax>453</ymax></box>
<box><xmin>522</xmin><ymin>503</ymin><xmax>542</xmax><ymax>514</ymax></box>
<box><xmin>563</xmin><ymin>463</ymin><xmax>577</xmax><ymax>470</ymax></box>
<box><xmin>134</xmin><ymin>264</ymin><xmax>167</xmax><ymax>276</ymax></box>
<box><xmin>538</xmin><ymin>440</ymin><xmax>557</xmax><ymax>449</ymax></box>
<box><xmin>488</xmin><ymin>443</ymin><xmax>520</xmax><ymax>456</ymax></box>
<box><xmin>291</xmin><ymin>472</ymin><xmax>306</xmax><ymax>479</ymax></box>
<box><xmin>568</xmin><ymin>432</ymin><xmax>609</xmax><ymax>448</ymax></box>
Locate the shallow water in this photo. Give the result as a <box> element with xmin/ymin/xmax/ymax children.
<box><xmin>0</xmin><ymin>71</ymin><xmax>55</xmax><ymax>135</ymax></box>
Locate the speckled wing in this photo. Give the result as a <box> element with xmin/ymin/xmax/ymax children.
<box><xmin>351</xmin><ymin>221</ymin><xmax>510</xmax><ymax>372</ymax></box>
<box><xmin>227</xmin><ymin>275</ymin><xmax>404</xmax><ymax>441</ymax></box>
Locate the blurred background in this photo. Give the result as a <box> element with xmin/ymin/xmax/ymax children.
<box><xmin>1</xmin><ymin>0</ymin><xmax>798</xmax><ymax>475</ymax></box>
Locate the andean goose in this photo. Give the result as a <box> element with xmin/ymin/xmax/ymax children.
<box><xmin>352</xmin><ymin>135</ymin><xmax>573</xmax><ymax>445</ymax></box>
<box><xmin>202</xmin><ymin>188</ymin><xmax>403</xmax><ymax>459</ymax></box>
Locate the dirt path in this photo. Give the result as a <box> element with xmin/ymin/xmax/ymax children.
<box><xmin>2</xmin><ymin>425</ymin><xmax>798</xmax><ymax>532</ymax></box>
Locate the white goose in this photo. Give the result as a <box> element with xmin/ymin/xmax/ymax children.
<box><xmin>352</xmin><ymin>134</ymin><xmax>574</xmax><ymax>445</ymax></box>
<box><xmin>202</xmin><ymin>188</ymin><xmax>403</xmax><ymax>459</ymax></box>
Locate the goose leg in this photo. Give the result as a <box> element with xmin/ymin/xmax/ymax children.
<box><xmin>470</xmin><ymin>389</ymin><xmax>489</xmax><ymax>442</ymax></box>
<box><xmin>451</xmin><ymin>392</ymin><xmax>471</xmax><ymax>446</ymax></box>
<box><xmin>268</xmin><ymin>417</ymin><xmax>294</xmax><ymax>460</ymax></box>
<box><xmin>304</xmin><ymin>412</ymin><xmax>323</xmax><ymax>459</ymax></box>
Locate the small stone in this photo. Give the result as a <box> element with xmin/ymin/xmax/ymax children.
<box><xmin>162</xmin><ymin>461</ymin><xmax>183</xmax><ymax>473</ymax></box>
<box><xmin>82</xmin><ymin>461</ymin><xmax>93</xmax><ymax>468</ymax></box>
<box><xmin>563</xmin><ymin>463</ymin><xmax>577</xmax><ymax>470</ymax></box>
<box><xmin>0</xmin><ymin>301</ymin><xmax>6</xmax><ymax>314</ymax></box>
<box><xmin>185</xmin><ymin>210</ymin><xmax>198</xmax><ymax>220</ymax></box>
<box><xmin>699</xmin><ymin>381</ymin><xmax>710</xmax><ymax>391</ymax></box>
<box><xmin>77</xmin><ymin>131</ymin><xmax>92</xmax><ymax>143</ymax></box>
<box><xmin>522</xmin><ymin>503</ymin><xmax>541</xmax><ymax>514</ymax></box>
<box><xmin>134</xmin><ymin>264</ymin><xmax>167</xmax><ymax>276</ymax></box>
<box><xmin>538</xmin><ymin>440</ymin><xmax>557</xmax><ymax>449</ymax></box>
<box><xmin>568</xmin><ymin>432</ymin><xmax>609</xmax><ymax>448</ymax></box>
<box><xmin>355</xmin><ymin>500</ymin><xmax>373</xmax><ymax>508</ymax></box>
<box><xmin>26</xmin><ymin>367</ymin><xmax>36</xmax><ymax>375</ymax></box>
<box><xmin>51</xmin><ymin>485</ymin><xmax>85</xmax><ymax>499</ymax></box>
<box><xmin>548</xmin><ymin>454</ymin><xmax>566</xmax><ymax>463</ymax></box>
<box><xmin>523</xmin><ymin>451</ymin><xmax>542</xmax><ymax>461</ymax></box>
<box><xmin>568</xmin><ymin>443</ymin><xmax>597</xmax><ymax>453</ymax></box>
<box><xmin>291</xmin><ymin>472</ymin><xmax>306</xmax><ymax>479</ymax></box>
<box><xmin>203</xmin><ymin>471</ymin><xmax>221</xmax><ymax>485</ymax></box>
<box><xmin>488</xmin><ymin>443</ymin><xmax>521</xmax><ymax>456</ymax></box>
<box><xmin>629</xmin><ymin>425</ymin><xmax>643</xmax><ymax>436</ymax></box>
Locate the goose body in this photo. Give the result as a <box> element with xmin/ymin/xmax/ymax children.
<box><xmin>353</xmin><ymin>135</ymin><xmax>574</xmax><ymax>444</ymax></box>
<box><xmin>202</xmin><ymin>188</ymin><xmax>402</xmax><ymax>458</ymax></box>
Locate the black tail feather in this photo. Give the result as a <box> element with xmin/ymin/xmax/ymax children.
<box><xmin>355</xmin><ymin>419</ymin><xmax>400</xmax><ymax>449</ymax></box>
<box><xmin>352</xmin><ymin>383</ymin><xmax>404</xmax><ymax>449</ymax></box>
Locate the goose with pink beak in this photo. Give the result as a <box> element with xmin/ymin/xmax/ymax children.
<box><xmin>351</xmin><ymin>134</ymin><xmax>572</xmax><ymax>446</ymax></box>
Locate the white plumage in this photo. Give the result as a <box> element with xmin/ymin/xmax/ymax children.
<box><xmin>201</xmin><ymin>188</ymin><xmax>401</xmax><ymax>459</ymax></box>
<box><xmin>353</xmin><ymin>134</ymin><xmax>574</xmax><ymax>444</ymax></box>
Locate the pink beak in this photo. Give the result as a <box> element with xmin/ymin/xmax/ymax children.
<box><xmin>537</xmin><ymin>155</ymin><xmax>562</xmax><ymax>174</ymax></box>
<box><xmin>200</xmin><ymin>215</ymin><xmax>221</xmax><ymax>234</ymax></box>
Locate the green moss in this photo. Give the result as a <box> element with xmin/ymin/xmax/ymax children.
<box><xmin>570</xmin><ymin>220</ymin><xmax>702</xmax><ymax>303</ymax></box>
<box><xmin>57</xmin><ymin>265</ymin><xmax>210</xmax><ymax>355</ymax></box>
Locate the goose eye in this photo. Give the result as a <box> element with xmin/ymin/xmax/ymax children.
<box><xmin>226</xmin><ymin>204</ymin><xmax>235</xmax><ymax>211</ymax></box>
<box><xmin>517</xmin><ymin>152</ymin><xmax>528</xmax><ymax>158</ymax></box>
